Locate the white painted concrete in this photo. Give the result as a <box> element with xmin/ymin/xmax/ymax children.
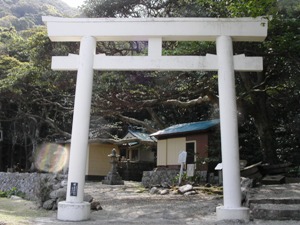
<box><xmin>57</xmin><ymin>36</ymin><xmax>96</xmax><ymax>221</ymax></box>
<box><xmin>57</xmin><ymin>201</ymin><xmax>90</xmax><ymax>221</ymax></box>
<box><xmin>148</xmin><ymin>38</ymin><xmax>162</xmax><ymax>56</ymax></box>
<box><xmin>216</xmin><ymin>35</ymin><xmax>249</xmax><ymax>221</ymax></box>
<box><xmin>42</xmin><ymin>17</ymin><xmax>268</xmax><ymax>42</ymax></box>
<box><xmin>216</xmin><ymin>206</ymin><xmax>249</xmax><ymax>221</ymax></box>
<box><xmin>52</xmin><ymin>54</ymin><xmax>263</xmax><ymax>72</ymax></box>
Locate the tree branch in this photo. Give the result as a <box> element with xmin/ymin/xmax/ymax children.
<box><xmin>164</xmin><ymin>96</ymin><xmax>210</xmax><ymax>107</ymax></box>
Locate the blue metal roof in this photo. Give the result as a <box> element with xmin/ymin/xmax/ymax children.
<box><xmin>128</xmin><ymin>130</ymin><xmax>156</xmax><ymax>142</ymax></box>
<box><xmin>151</xmin><ymin>119</ymin><xmax>220</xmax><ymax>137</ymax></box>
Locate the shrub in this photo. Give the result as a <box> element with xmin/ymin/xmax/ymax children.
<box><xmin>0</xmin><ymin>187</ymin><xmax>25</xmax><ymax>198</ymax></box>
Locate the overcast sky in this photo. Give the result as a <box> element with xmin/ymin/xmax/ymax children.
<box><xmin>61</xmin><ymin>0</ymin><xmax>85</xmax><ymax>8</ymax></box>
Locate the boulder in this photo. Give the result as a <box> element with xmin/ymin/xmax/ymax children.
<box><xmin>161</xmin><ymin>182</ymin><xmax>170</xmax><ymax>188</ymax></box>
<box><xmin>150</xmin><ymin>187</ymin><xmax>159</xmax><ymax>195</ymax></box>
<box><xmin>52</xmin><ymin>183</ymin><xmax>61</xmax><ymax>190</ymax></box>
<box><xmin>10</xmin><ymin>195</ymin><xmax>22</xmax><ymax>200</ymax></box>
<box><xmin>56</xmin><ymin>197</ymin><xmax>65</xmax><ymax>204</ymax></box>
<box><xmin>61</xmin><ymin>180</ymin><xmax>68</xmax><ymax>187</ymax></box>
<box><xmin>49</xmin><ymin>188</ymin><xmax>66</xmax><ymax>199</ymax></box>
<box><xmin>184</xmin><ymin>190</ymin><xmax>197</xmax><ymax>196</ymax></box>
<box><xmin>91</xmin><ymin>201</ymin><xmax>102</xmax><ymax>211</ymax></box>
<box><xmin>240</xmin><ymin>177</ymin><xmax>253</xmax><ymax>189</ymax></box>
<box><xmin>160</xmin><ymin>189</ymin><xmax>169</xmax><ymax>195</ymax></box>
<box><xmin>52</xmin><ymin>201</ymin><xmax>57</xmax><ymax>210</ymax></box>
<box><xmin>178</xmin><ymin>184</ymin><xmax>193</xmax><ymax>194</ymax></box>
<box><xmin>84</xmin><ymin>194</ymin><xmax>93</xmax><ymax>203</ymax></box>
<box><xmin>241</xmin><ymin>177</ymin><xmax>253</xmax><ymax>206</ymax></box>
<box><xmin>43</xmin><ymin>199</ymin><xmax>56</xmax><ymax>210</ymax></box>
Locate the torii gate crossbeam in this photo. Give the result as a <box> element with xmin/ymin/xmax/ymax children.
<box><xmin>43</xmin><ymin>16</ymin><xmax>268</xmax><ymax>222</ymax></box>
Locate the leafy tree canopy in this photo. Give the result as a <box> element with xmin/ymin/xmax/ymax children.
<box><xmin>80</xmin><ymin>0</ymin><xmax>300</xmax><ymax>165</ymax></box>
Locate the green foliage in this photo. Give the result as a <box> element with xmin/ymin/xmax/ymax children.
<box><xmin>0</xmin><ymin>187</ymin><xmax>25</xmax><ymax>198</ymax></box>
<box><xmin>0</xmin><ymin>0</ymin><xmax>78</xmax><ymax>31</ymax></box>
<box><xmin>226</xmin><ymin>0</ymin><xmax>277</xmax><ymax>17</ymax></box>
<box><xmin>196</xmin><ymin>0</ymin><xmax>277</xmax><ymax>17</ymax></box>
<box><xmin>81</xmin><ymin>0</ymin><xmax>207</xmax><ymax>18</ymax></box>
<box><xmin>0</xmin><ymin>17</ymin><xmax>78</xmax><ymax>170</ymax></box>
<box><xmin>173</xmin><ymin>172</ymin><xmax>207</xmax><ymax>186</ymax></box>
<box><xmin>172</xmin><ymin>172</ymin><xmax>189</xmax><ymax>186</ymax></box>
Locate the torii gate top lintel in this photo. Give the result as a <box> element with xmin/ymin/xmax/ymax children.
<box><xmin>42</xmin><ymin>16</ymin><xmax>267</xmax><ymax>42</ymax></box>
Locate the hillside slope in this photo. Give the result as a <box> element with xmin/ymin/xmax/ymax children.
<box><xmin>0</xmin><ymin>0</ymin><xmax>79</xmax><ymax>30</ymax></box>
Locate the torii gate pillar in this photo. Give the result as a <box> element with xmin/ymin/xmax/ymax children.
<box><xmin>216</xmin><ymin>35</ymin><xmax>249</xmax><ymax>219</ymax></box>
<box><xmin>57</xmin><ymin>36</ymin><xmax>96</xmax><ymax>221</ymax></box>
<box><xmin>43</xmin><ymin>16</ymin><xmax>268</xmax><ymax>222</ymax></box>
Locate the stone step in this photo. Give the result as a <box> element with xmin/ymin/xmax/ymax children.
<box><xmin>250</xmin><ymin>203</ymin><xmax>300</xmax><ymax>220</ymax></box>
<box><xmin>261</xmin><ymin>175</ymin><xmax>285</xmax><ymax>185</ymax></box>
<box><xmin>249</xmin><ymin>198</ymin><xmax>300</xmax><ymax>205</ymax></box>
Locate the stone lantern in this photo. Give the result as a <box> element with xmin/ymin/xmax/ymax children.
<box><xmin>102</xmin><ymin>148</ymin><xmax>124</xmax><ymax>185</ymax></box>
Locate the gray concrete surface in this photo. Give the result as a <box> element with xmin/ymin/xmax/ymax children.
<box><xmin>32</xmin><ymin>182</ymin><xmax>300</xmax><ymax>225</ymax></box>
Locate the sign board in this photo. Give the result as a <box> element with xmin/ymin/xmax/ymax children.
<box><xmin>214</xmin><ymin>163</ymin><xmax>223</xmax><ymax>185</ymax></box>
<box><xmin>70</xmin><ymin>182</ymin><xmax>78</xmax><ymax>196</ymax></box>
<box><xmin>187</xmin><ymin>164</ymin><xmax>195</xmax><ymax>177</ymax></box>
<box><xmin>178</xmin><ymin>151</ymin><xmax>187</xmax><ymax>164</ymax></box>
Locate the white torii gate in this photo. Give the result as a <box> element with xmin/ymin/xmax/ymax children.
<box><xmin>43</xmin><ymin>16</ymin><xmax>268</xmax><ymax>222</ymax></box>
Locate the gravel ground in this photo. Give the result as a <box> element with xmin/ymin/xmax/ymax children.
<box><xmin>29</xmin><ymin>181</ymin><xmax>300</xmax><ymax>225</ymax></box>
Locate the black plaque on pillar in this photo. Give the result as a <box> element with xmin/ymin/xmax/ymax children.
<box><xmin>70</xmin><ymin>182</ymin><xmax>78</xmax><ymax>196</ymax></box>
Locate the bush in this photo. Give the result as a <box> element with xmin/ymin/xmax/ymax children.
<box><xmin>0</xmin><ymin>187</ymin><xmax>25</xmax><ymax>198</ymax></box>
<box><xmin>173</xmin><ymin>171</ymin><xmax>207</xmax><ymax>186</ymax></box>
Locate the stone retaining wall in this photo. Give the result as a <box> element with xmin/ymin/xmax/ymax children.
<box><xmin>0</xmin><ymin>172</ymin><xmax>98</xmax><ymax>210</ymax></box>
<box><xmin>142</xmin><ymin>169</ymin><xmax>209</xmax><ymax>188</ymax></box>
<box><xmin>142</xmin><ymin>169</ymin><xmax>178</xmax><ymax>188</ymax></box>
<box><xmin>0</xmin><ymin>172</ymin><xmax>66</xmax><ymax>203</ymax></box>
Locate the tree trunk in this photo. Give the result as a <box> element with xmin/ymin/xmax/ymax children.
<box><xmin>29</xmin><ymin>128</ymin><xmax>39</xmax><ymax>172</ymax></box>
<box><xmin>239</xmin><ymin>72</ymin><xmax>278</xmax><ymax>164</ymax></box>
<box><xmin>250</xmin><ymin>96</ymin><xmax>278</xmax><ymax>164</ymax></box>
<box><xmin>0</xmin><ymin>141</ymin><xmax>3</xmax><ymax>171</ymax></box>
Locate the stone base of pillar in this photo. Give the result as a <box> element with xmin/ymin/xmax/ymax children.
<box><xmin>57</xmin><ymin>201</ymin><xmax>91</xmax><ymax>221</ymax></box>
<box><xmin>216</xmin><ymin>206</ymin><xmax>249</xmax><ymax>222</ymax></box>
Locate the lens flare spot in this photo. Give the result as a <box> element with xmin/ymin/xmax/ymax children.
<box><xmin>34</xmin><ymin>143</ymin><xmax>69</xmax><ymax>173</ymax></box>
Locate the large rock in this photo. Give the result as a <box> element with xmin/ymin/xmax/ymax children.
<box><xmin>184</xmin><ymin>190</ymin><xmax>197</xmax><ymax>196</ymax></box>
<box><xmin>159</xmin><ymin>189</ymin><xmax>169</xmax><ymax>195</ymax></box>
<box><xmin>10</xmin><ymin>195</ymin><xmax>23</xmax><ymax>200</ymax></box>
<box><xmin>150</xmin><ymin>187</ymin><xmax>159</xmax><ymax>195</ymax></box>
<box><xmin>56</xmin><ymin>197</ymin><xmax>65</xmax><ymax>204</ymax></box>
<box><xmin>61</xmin><ymin>180</ymin><xmax>68</xmax><ymax>187</ymax></box>
<box><xmin>178</xmin><ymin>184</ymin><xmax>193</xmax><ymax>194</ymax></box>
<box><xmin>91</xmin><ymin>201</ymin><xmax>102</xmax><ymax>211</ymax></box>
<box><xmin>241</xmin><ymin>177</ymin><xmax>253</xmax><ymax>206</ymax></box>
<box><xmin>52</xmin><ymin>183</ymin><xmax>61</xmax><ymax>190</ymax></box>
<box><xmin>43</xmin><ymin>199</ymin><xmax>56</xmax><ymax>210</ymax></box>
<box><xmin>241</xmin><ymin>177</ymin><xmax>253</xmax><ymax>189</ymax></box>
<box><xmin>49</xmin><ymin>188</ymin><xmax>66</xmax><ymax>199</ymax></box>
<box><xmin>84</xmin><ymin>194</ymin><xmax>93</xmax><ymax>203</ymax></box>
